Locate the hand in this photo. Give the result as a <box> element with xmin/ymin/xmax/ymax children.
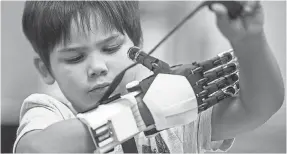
<box><xmin>210</xmin><ymin>1</ymin><xmax>264</xmax><ymax>43</ymax></box>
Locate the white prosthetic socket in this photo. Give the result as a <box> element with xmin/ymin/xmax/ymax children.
<box><xmin>142</xmin><ymin>73</ymin><xmax>199</xmax><ymax>131</ymax></box>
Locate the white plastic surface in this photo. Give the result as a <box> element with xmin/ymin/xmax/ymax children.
<box><xmin>143</xmin><ymin>74</ymin><xmax>199</xmax><ymax>130</ymax></box>
<box><xmin>77</xmin><ymin>97</ymin><xmax>140</xmax><ymax>142</ymax></box>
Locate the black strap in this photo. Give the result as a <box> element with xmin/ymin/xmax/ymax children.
<box><xmin>121</xmin><ymin>138</ymin><xmax>138</xmax><ymax>153</ymax></box>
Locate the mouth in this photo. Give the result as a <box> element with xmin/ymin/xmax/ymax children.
<box><xmin>89</xmin><ymin>83</ymin><xmax>110</xmax><ymax>94</ymax></box>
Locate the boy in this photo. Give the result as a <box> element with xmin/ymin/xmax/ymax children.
<box><xmin>14</xmin><ymin>1</ymin><xmax>284</xmax><ymax>153</ymax></box>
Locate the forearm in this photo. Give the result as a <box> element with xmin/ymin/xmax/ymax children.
<box><xmin>17</xmin><ymin>119</ymin><xmax>96</xmax><ymax>153</ymax></box>
<box><xmin>231</xmin><ymin>32</ymin><xmax>285</xmax><ymax>118</ymax></box>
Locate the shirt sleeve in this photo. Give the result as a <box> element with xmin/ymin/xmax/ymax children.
<box><xmin>197</xmin><ymin>106</ymin><xmax>235</xmax><ymax>152</ymax></box>
<box><xmin>13</xmin><ymin>94</ymin><xmax>66</xmax><ymax>153</ymax></box>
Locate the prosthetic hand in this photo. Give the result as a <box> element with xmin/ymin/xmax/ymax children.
<box><xmin>127</xmin><ymin>47</ymin><xmax>239</xmax><ymax>135</ymax></box>
<box><xmin>128</xmin><ymin>46</ymin><xmax>240</xmax><ymax>112</ymax></box>
<box><xmin>76</xmin><ymin>47</ymin><xmax>239</xmax><ymax>153</ymax></box>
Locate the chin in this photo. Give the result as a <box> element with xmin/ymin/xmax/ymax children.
<box><xmin>79</xmin><ymin>102</ymin><xmax>100</xmax><ymax>113</ymax></box>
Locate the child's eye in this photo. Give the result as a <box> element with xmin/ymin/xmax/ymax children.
<box><xmin>102</xmin><ymin>45</ymin><xmax>122</xmax><ymax>54</ymax></box>
<box><xmin>65</xmin><ymin>55</ymin><xmax>85</xmax><ymax>64</ymax></box>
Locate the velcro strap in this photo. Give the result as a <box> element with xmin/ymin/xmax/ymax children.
<box><xmin>77</xmin><ymin>97</ymin><xmax>141</xmax><ymax>152</ymax></box>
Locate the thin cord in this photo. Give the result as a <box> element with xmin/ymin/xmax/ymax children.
<box><xmin>147</xmin><ymin>2</ymin><xmax>206</xmax><ymax>55</ymax></box>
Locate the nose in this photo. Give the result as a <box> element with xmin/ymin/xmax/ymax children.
<box><xmin>87</xmin><ymin>59</ymin><xmax>108</xmax><ymax>79</ymax></box>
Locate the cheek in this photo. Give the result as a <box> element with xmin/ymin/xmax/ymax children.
<box><xmin>51</xmin><ymin>63</ymin><xmax>87</xmax><ymax>94</ymax></box>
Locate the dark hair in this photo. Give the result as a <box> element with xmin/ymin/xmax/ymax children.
<box><xmin>22</xmin><ymin>1</ymin><xmax>143</xmax><ymax>69</ymax></box>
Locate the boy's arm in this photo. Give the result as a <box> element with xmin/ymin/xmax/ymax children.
<box><xmin>16</xmin><ymin>118</ymin><xmax>96</xmax><ymax>153</ymax></box>
<box><xmin>210</xmin><ymin>1</ymin><xmax>285</xmax><ymax>141</ymax></box>
<box><xmin>211</xmin><ymin>32</ymin><xmax>284</xmax><ymax>141</ymax></box>
<box><xmin>15</xmin><ymin>100</ymin><xmax>97</xmax><ymax>153</ymax></box>
<box><xmin>14</xmin><ymin>94</ymin><xmax>98</xmax><ymax>153</ymax></box>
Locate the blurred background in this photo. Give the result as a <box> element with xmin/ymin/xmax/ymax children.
<box><xmin>1</xmin><ymin>1</ymin><xmax>286</xmax><ymax>153</ymax></box>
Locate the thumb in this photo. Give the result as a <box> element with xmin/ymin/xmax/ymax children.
<box><xmin>210</xmin><ymin>3</ymin><xmax>229</xmax><ymax>20</ymax></box>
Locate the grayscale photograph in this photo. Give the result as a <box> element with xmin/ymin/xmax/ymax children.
<box><xmin>1</xmin><ymin>1</ymin><xmax>286</xmax><ymax>153</ymax></box>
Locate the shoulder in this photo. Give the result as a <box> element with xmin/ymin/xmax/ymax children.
<box><xmin>16</xmin><ymin>93</ymin><xmax>76</xmax><ymax>136</ymax></box>
<box><xmin>19</xmin><ymin>93</ymin><xmax>76</xmax><ymax>120</ymax></box>
<box><xmin>13</xmin><ymin>93</ymin><xmax>75</xmax><ymax>153</ymax></box>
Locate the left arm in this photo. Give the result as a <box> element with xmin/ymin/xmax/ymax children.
<box><xmin>210</xmin><ymin>1</ymin><xmax>285</xmax><ymax>141</ymax></box>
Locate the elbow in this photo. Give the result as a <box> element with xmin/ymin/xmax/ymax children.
<box><xmin>264</xmin><ymin>91</ymin><xmax>285</xmax><ymax>124</ymax></box>
<box><xmin>270</xmin><ymin>76</ymin><xmax>285</xmax><ymax>115</ymax></box>
<box><xmin>265</xmin><ymin>78</ymin><xmax>285</xmax><ymax>115</ymax></box>
<box><xmin>260</xmin><ymin>85</ymin><xmax>284</xmax><ymax>124</ymax></box>
<box><xmin>265</xmin><ymin>86</ymin><xmax>284</xmax><ymax>120</ymax></box>
<box><xmin>15</xmin><ymin>131</ymin><xmax>48</xmax><ymax>153</ymax></box>
<box><xmin>16</xmin><ymin>138</ymin><xmax>41</xmax><ymax>153</ymax></box>
<box><xmin>16</xmin><ymin>140</ymin><xmax>42</xmax><ymax>153</ymax></box>
<box><xmin>273</xmin><ymin>83</ymin><xmax>285</xmax><ymax>114</ymax></box>
<box><xmin>245</xmin><ymin>83</ymin><xmax>285</xmax><ymax>127</ymax></box>
<box><xmin>273</xmin><ymin>71</ymin><xmax>286</xmax><ymax>114</ymax></box>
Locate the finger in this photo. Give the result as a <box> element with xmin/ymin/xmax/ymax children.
<box><xmin>197</xmin><ymin>73</ymin><xmax>239</xmax><ymax>98</ymax></box>
<box><xmin>198</xmin><ymin>81</ymin><xmax>239</xmax><ymax>112</ymax></box>
<box><xmin>172</xmin><ymin>63</ymin><xmax>204</xmax><ymax>84</ymax></box>
<box><xmin>170</xmin><ymin>64</ymin><xmax>183</xmax><ymax>69</ymax></box>
<box><xmin>210</xmin><ymin>3</ymin><xmax>228</xmax><ymax>17</ymax></box>
<box><xmin>241</xmin><ymin>1</ymin><xmax>261</xmax><ymax>16</ymax></box>
<box><xmin>198</xmin><ymin>90</ymin><xmax>231</xmax><ymax>112</ymax></box>
<box><xmin>195</xmin><ymin>62</ymin><xmax>238</xmax><ymax>85</ymax></box>
<box><xmin>244</xmin><ymin>1</ymin><xmax>259</xmax><ymax>13</ymax></box>
<box><xmin>224</xmin><ymin>81</ymin><xmax>240</xmax><ymax>96</ymax></box>
<box><xmin>209</xmin><ymin>1</ymin><xmax>244</xmax><ymax>20</ymax></box>
<box><xmin>191</xmin><ymin>49</ymin><xmax>235</xmax><ymax>74</ymax></box>
<box><xmin>170</xmin><ymin>64</ymin><xmax>206</xmax><ymax>94</ymax></box>
<box><xmin>191</xmin><ymin>84</ymin><xmax>205</xmax><ymax>96</ymax></box>
<box><xmin>211</xmin><ymin>4</ymin><xmax>231</xmax><ymax>22</ymax></box>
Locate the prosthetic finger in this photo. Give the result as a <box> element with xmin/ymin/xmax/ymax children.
<box><xmin>197</xmin><ymin>73</ymin><xmax>239</xmax><ymax>98</ymax></box>
<box><xmin>198</xmin><ymin>81</ymin><xmax>240</xmax><ymax>112</ymax></box>
<box><xmin>196</xmin><ymin>62</ymin><xmax>238</xmax><ymax>86</ymax></box>
<box><xmin>171</xmin><ymin>50</ymin><xmax>238</xmax><ymax>95</ymax></box>
<box><xmin>191</xmin><ymin>49</ymin><xmax>235</xmax><ymax>74</ymax></box>
<box><xmin>225</xmin><ymin>81</ymin><xmax>240</xmax><ymax>96</ymax></box>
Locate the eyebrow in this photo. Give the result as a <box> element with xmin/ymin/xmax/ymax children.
<box><xmin>58</xmin><ymin>46</ymin><xmax>88</xmax><ymax>53</ymax></box>
<box><xmin>58</xmin><ymin>34</ymin><xmax>122</xmax><ymax>53</ymax></box>
<box><xmin>97</xmin><ymin>33</ymin><xmax>122</xmax><ymax>46</ymax></box>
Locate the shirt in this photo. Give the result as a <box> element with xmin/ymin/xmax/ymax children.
<box><xmin>13</xmin><ymin>93</ymin><xmax>235</xmax><ymax>153</ymax></box>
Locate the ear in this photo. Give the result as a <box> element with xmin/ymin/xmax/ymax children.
<box><xmin>34</xmin><ymin>56</ymin><xmax>55</xmax><ymax>85</ymax></box>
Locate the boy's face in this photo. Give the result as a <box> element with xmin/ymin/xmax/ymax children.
<box><xmin>48</xmin><ymin>18</ymin><xmax>137</xmax><ymax>113</ymax></box>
